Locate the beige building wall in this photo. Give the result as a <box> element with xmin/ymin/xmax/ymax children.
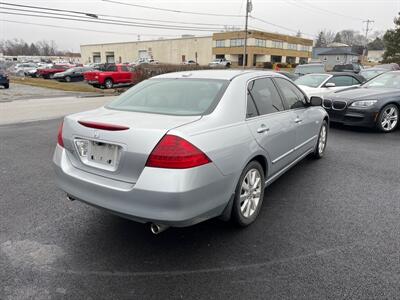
<box><xmin>80</xmin><ymin>36</ymin><xmax>212</xmax><ymax>65</ymax></box>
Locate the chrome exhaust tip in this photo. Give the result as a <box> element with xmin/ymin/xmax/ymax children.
<box><xmin>150</xmin><ymin>223</ymin><xmax>169</xmax><ymax>235</ymax></box>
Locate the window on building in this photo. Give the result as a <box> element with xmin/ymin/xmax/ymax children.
<box><xmin>323</xmin><ymin>56</ymin><xmax>327</xmax><ymax>61</ymax></box>
<box><xmin>299</xmin><ymin>45</ymin><xmax>309</xmax><ymax>51</ymax></box>
<box><xmin>230</xmin><ymin>39</ymin><xmax>245</xmax><ymax>47</ymax></box>
<box><xmin>336</xmin><ymin>56</ymin><xmax>341</xmax><ymax>61</ymax></box>
<box><xmin>287</xmin><ymin>43</ymin><xmax>297</xmax><ymax>50</ymax></box>
<box><xmin>272</xmin><ymin>41</ymin><xmax>283</xmax><ymax>48</ymax></box>
<box><xmin>255</xmin><ymin>39</ymin><xmax>266</xmax><ymax>47</ymax></box>
<box><xmin>216</xmin><ymin>40</ymin><xmax>225</xmax><ymax>48</ymax></box>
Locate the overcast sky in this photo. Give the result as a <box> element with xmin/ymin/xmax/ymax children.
<box><xmin>0</xmin><ymin>0</ymin><xmax>398</xmax><ymax>52</ymax></box>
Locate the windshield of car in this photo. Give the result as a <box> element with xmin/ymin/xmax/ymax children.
<box><xmin>363</xmin><ymin>72</ymin><xmax>400</xmax><ymax>89</ymax></box>
<box><xmin>107</xmin><ymin>79</ymin><xmax>229</xmax><ymax>116</ymax></box>
<box><xmin>294</xmin><ymin>65</ymin><xmax>325</xmax><ymax>75</ymax></box>
<box><xmin>295</xmin><ymin>74</ymin><xmax>330</xmax><ymax>88</ymax></box>
<box><xmin>360</xmin><ymin>69</ymin><xmax>386</xmax><ymax>80</ymax></box>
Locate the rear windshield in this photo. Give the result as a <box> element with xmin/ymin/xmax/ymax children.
<box><xmin>294</xmin><ymin>65</ymin><xmax>324</xmax><ymax>75</ymax></box>
<box><xmin>107</xmin><ymin>78</ymin><xmax>229</xmax><ymax>116</ymax></box>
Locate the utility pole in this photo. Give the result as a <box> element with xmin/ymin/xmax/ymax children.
<box><xmin>243</xmin><ymin>0</ymin><xmax>252</xmax><ymax>69</ymax></box>
<box><xmin>362</xmin><ymin>19</ymin><xmax>374</xmax><ymax>63</ymax></box>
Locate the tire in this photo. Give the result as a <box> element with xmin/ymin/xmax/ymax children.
<box><xmin>376</xmin><ymin>104</ymin><xmax>399</xmax><ymax>133</ymax></box>
<box><xmin>231</xmin><ymin>161</ymin><xmax>265</xmax><ymax>227</ymax></box>
<box><xmin>49</xmin><ymin>73</ymin><xmax>55</xmax><ymax>79</ymax></box>
<box><xmin>313</xmin><ymin>120</ymin><xmax>328</xmax><ymax>159</ymax></box>
<box><xmin>3</xmin><ymin>83</ymin><xmax>9</xmax><ymax>89</ymax></box>
<box><xmin>104</xmin><ymin>78</ymin><xmax>113</xmax><ymax>89</ymax></box>
<box><xmin>65</xmin><ymin>76</ymin><xmax>71</xmax><ymax>82</ymax></box>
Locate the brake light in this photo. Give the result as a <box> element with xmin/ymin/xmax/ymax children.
<box><xmin>78</xmin><ymin>120</ymin><xmax>129</xmax><ymax>131</ymax></box>
<box><xmin>146</xmin><ymin>135</ymin><xmax>211</xmax><ymax>169</ymax></box>
<box><xmin>57</xmin><ymin>121</ymin><xmax>64</xmax><ymax>147</ymax></box>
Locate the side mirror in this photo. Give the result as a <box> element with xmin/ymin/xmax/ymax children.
<box><xmin>325</xmin><ymin>82</ymin><xmax>336</xmax><ymax>88</ymax></box>
<box><xmin>310</xmin><ymin>96</ymin><xmax>323</xmax><ymax>106</ymax></box>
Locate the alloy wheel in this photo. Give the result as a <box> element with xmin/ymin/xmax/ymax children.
<box><xmin>239</xmin><ymin>168</ymin><xmax>262</xmax><ymax>218</ymax></box>
<box><xmin>380</xmin><ymin>105</ymin><xmax>398</xmax><ymax>132</ymax></box>
<box><xmin>318</xmin><ymin>124</ymin><xmax>327</xmax><ymax>154</ymax></box>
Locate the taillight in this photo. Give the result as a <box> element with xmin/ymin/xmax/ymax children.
<box><xmin>57</xmin><ymin>121</ymin><xmax>64</xmax><ymax>147</ymax></box>
<box><xmin>146</xmin><ymin>135</ymin><xmax>211</xmax><ymax>169</ymax></box>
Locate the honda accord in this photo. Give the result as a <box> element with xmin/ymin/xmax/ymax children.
<box><xmin>53</xmin><ymin>70</ymin><xmax>328</xmax><ymax>233</ymax></box>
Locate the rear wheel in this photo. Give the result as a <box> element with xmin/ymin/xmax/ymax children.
<box><xmin>231</xmin><ymin>161</ymin><xmax>265</xmax><ymax>227</ymax></box>
<box><xmin>313</xmin><ymin>120</ymin><xmax>328</xmax><ymax>159</ymax></box>
<box><xmin>376</xmin><ymin>104</ymin><xmax>398</xmax><ymax>133</ymax></box>
<box><xmin>65</xmin><ymin>76</ymin><xmax>71</xmax><ymax>82</ymax></box>
<box><xmin>104</xmin><ymin>78</ymin><xmax>113</xmax><ymax>89</ymax></box>
<box><xmin>49</xmin><ymin>73</ymin><xmax>55</xmax><ymax>79</ymax></box>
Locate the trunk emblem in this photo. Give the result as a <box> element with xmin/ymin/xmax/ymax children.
<box><xmin>94</xmin><ymin>131</ymin><xmax>100</xmax><ymax>138</ymax></box>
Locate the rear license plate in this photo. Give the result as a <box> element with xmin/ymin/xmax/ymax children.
<box><xmin>88</xmin><ymin>141</ymin><xmax>119</xmax><ymax>167</ymax></box>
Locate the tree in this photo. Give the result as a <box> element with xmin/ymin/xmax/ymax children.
<box><xmin>368</xmin><ymin>37</ymin><xmax>385</xmax><ymax>50</ymax></box>
<box><xmin>315</xmin><ymin>31</ymin><xmax>327</xmax><ymax>47</ymax></box>
<box><xmin>383</xmin><ymin>13</ymin><xmax>400</xmax><ymax>62</ymax></box>
<box><xmin>333</xmin><ymin>32</ymin><xmax>342</xmax><ymax>43</ymax></box>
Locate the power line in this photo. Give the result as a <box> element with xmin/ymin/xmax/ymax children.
<box><xmin>0</xmin><ymin>10</ymin><xmax>225</xmax><ymax>32</ymax></box>
<box><xmin>249</xmin><ymin>16</ymin><xmax>316</xmax><ymax>37</ymax></box>
<box><xmin>0</xmin><ymin>19</ymin><xmax>180</xmax><ymax>37</ymax></box>
<box><xmin>101</xmin><ymin>0</ymin><xmax>245</xmax><ymax>17</ymax></box>
<box><xmin>283</xmin><ymin>0</ymin><xmax>363</xmax><ymax>22</ymax></box>
<box><xmin>0</xmin><ymin>1</ymin><xmax>242</xmax><ymax>27</ymax></box>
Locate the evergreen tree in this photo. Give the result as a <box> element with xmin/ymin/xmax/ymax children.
<box><xmin>333</xmin><ymin>32</ymin><xmax>342</xmax><ymax>43</ymax></box>
<box><xmin>383</xmin><ymin>13</ymin><xmax>400</xmax><ymax>62</ymax></box>
<box><xmin>315</xmin><ymin>31</ymin><xmax>327</xmax><ymax>47</ymax></box>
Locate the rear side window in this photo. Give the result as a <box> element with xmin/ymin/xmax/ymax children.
<box><xmin>121</xmin><ymin>65</ymin><xmax>129</xmax><ymax>71</ymax></box>
<box><xmin>107</xmin><ymin>79</ymin><xmax>229</xmax><ymax>116</ymax></box>
<box><xmin>327</xmin><ymin>76</ymin><xmax>354</xmax><ymax>87</ymax></box>
<box><xmin>247</xmin><ymin>78</ymin><xmax>284</xmax><ymax>117</ymax></box>
<box><xmin>105</xmin><ymin>64</ymin><xmax>117</xmax><ymax>71</ymax></box>
<box><xmin>274</xmin><ymin>78</ymin><xmax>306</xmax><ymax>109</ymax></box>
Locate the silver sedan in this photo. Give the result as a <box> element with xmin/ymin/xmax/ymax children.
<box><xmin>53</xmin><ymin>70</ymin><xmax>328</xmax><ymax>233</ymax></box>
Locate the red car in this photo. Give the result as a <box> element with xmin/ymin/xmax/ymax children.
<box><xmin>84</xmin><ymin>64</ymin><xmax>139</xmax><ymax>89</ymax></box>
<box><xmin>37</xmin><ymin>65</ymin><xmax>71</xmax><ymax>79</ymax></box>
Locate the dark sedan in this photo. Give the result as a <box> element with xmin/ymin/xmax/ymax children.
<box><xmin>0</xmin><ymin>70</ymin><xmax>9</xmax><ymax>89</ymax></box>
<box><xmin>323</xmin><ymin>71</ymin><xmax>400</xmax><ymax>132</ymax></box>
<box><xmin>53</xmin><ymin>67</ymin><xmax>93</xmax><ymax>82</ymax></box>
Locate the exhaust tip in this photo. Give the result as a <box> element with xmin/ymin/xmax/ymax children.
<box><xmin>150</xmin><ymin>223</ymin><xmax>169</xmax><ymax>235</ymax></box>
<box><xmin>67</xmin><ymin>194</ymin><xmax>76</xmax><ymax>201</ymax></box>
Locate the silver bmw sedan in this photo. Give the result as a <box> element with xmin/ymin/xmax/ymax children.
<box><xmin>53</xmin><ymin>70</ymin><xmax>328</xmax><ymax>233</ymax></box>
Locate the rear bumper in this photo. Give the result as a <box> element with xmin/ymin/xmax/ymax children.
<box><xmin>53</xmin><ymin>145</ymin><xmax>235</xmax><ymax>227</ymax></box>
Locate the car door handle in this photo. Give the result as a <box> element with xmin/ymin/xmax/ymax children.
<box><xmin>257</xmin><ymin>125</ymin><xmax>270</xmax><ymax>133</ymax></box>
<box><xmin>294</xmin><ymin>118</ymin><xmax>302</xmax><ymax>124</ymax></box>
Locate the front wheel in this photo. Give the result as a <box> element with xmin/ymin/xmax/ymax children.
<box><xmin>65</xmin><ymin>76</ymin><xmax>71</xmax><ymax>82</ymax></box>
<box><xmin>376</xmin><ymin>104</ymin><xmax>399</xmax><ymax>133</ymax></box>
<box><xmin>104</xmin><ymin>78</ymin><xmax>113</xmax><ymax>89</ymax></box>
<box><xmin>313</xmin><ymin>120</ymin><xmax>328</xmax><ymax>159</ymax></box>
<box><xmin>231</xmin><ymin>161</ymin><xmax>265</xmax><ymax>227</ymax></box>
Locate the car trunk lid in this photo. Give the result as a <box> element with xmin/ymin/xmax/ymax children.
<box><xmin>62</xmin><ymin>107</ymin><xmax>201</xmax><ymax>183</ymax></box>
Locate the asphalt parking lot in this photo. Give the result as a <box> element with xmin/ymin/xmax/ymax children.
<box><xmin>1</xmin><ymin>119</ymin><xmax>400</xmax><ymax>299</ymax></box>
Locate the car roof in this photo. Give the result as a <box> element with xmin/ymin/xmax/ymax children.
<box><xmin>153</xmin><ymin>69</ymin><xmax>281</xmax><ymax>80</ymax></box>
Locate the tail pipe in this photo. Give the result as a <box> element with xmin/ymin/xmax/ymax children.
<box><xmin>150</xmin><ymin>223</ymin><xmax>169</xmax><ymax>235</ymax></box>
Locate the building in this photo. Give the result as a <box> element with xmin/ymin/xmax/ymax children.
<box><xmin>317</xmin><ymin>48</ymin><xmax>360</xmax><ymax>70</ymax></box>
<box><xmin>367</xmin><ymin>50</ymin><xmax>384</xmax><ymax>63</ymax></box>
<box><xmin>212</xmin><ymin>30</ymin><xmax>313</xmax><ymax>67</ymax></box>
<box><xmin>80</xmin><ymin>36</ymin><xmax>213</xmax><ymax>65</ymax></box>
<box><xmin>80</xmin><ymin>30</ymin><xmax>313</xmax><ymax>66</ymax></box>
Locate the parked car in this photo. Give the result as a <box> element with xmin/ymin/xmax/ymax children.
<box><xmin>53</xmin><ymin>70</ymin><xmax>328</xmax><ymax>233</ymax></box>
<box><xmin>322</xmin><ymin>71</ymin><xmax>400</xmax><ymax>132</ymax></box>
<box><xmin>13</xmin><ymin>63</ymin><xmax>37</xmax><ymax>76</ymax></box>
<box><xmin>376</xmin><ymin>63</ymin><xmax>400</xmax><ymax>71</ymax></box>
<box><xmin>295</xmin><ymin>72</ymin><xmax>365</xmax><ymax>98</ymax></box>
<box><xmin>0</xmin><ymin>70</ymin><xmax>9</xmax><ymax>89</ymax></box>
<box><xmin>53</xmin><ymin>67</ymin><xmax>94</xmax><ymax>82</ymax></box>
<box><xmin>332</xmin><ymin>63</ymin><xmax>363</xmax><ymax>73</ymax></box>
<box><xmin>359</xmin><ymin>67</ymin><xmax>388</xmax><ymax>81</ymax></box>
<box><xmin>209</xmin><ymin>58</ymin><xmax>231</xmax><ymax>68</ymax></box>
<box><xmin>37</xmin><ymin>65</ymin><xmax>70</xmax><ymax>79</ymax></box>
<box><xmin>276</xmin><ymin>71</ymin><xmax>299</xmax><ymax>81</ymax></box>
<box><xmin>182</xmin><ymin>60</ymin><xmax>198</xmax><ymax>65</ymax></box>
<box><xmin>294</xmin><ymin>63</ymin><xmax>325</xmax><ymax>76</ymax></box>
<box><xmin>84</xmin><ymin>64</ymin><xmax>138</xmax><ymax>89</ymax></box>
